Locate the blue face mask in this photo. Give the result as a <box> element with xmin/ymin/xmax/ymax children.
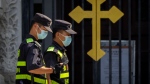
<box><xmin>37</xmin><ymin>28</ymin><xmax>48</xmax><ymax>39</ymax></box>
<box><xmin>59</xmin><ymin>33</ymin><xmax>72</xmax><ymax>47</ymax></box>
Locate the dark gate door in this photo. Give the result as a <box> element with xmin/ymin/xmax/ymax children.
<box><xmin>53</xmin><ymin>0</ymin><xmax>149</xmax><ymax>84</ymax></box>
<box><xmin>22</xmin><ymin>0</ymin><xmax>150</xmax><ymax>84</ymax></box>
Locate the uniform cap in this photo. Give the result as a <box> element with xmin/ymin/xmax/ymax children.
<box><xmin>33</xmin><ymin>13</ymin><xmax>52</xmax><ymax>32</ymax></box>
<box><xmin>53</xmin><ymin>20</ymin><xmax>77</xmax><ymax>34</ymax></box>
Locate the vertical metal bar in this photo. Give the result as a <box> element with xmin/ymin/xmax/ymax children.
<box><xmin>62</xmin><ymin>0</ymin><xmax>64</xmax><ymax>19</ymax></box>
<box><xmin>93</xmin><ymin>61</ymin><xmax>97</xmax><ymax>84</ymax></box>
<box><xmin>22</xmin><ymin>0</ymin><xmax>30</xmax><ymax>40</ymax></box>
<box><xmin>52</xmin><ymin>0</ymin><xmax>54</xmax><ymax>20</ymax></box>
<box><xmin>41</xmin><ymin>0</ymin><xmax>45</xmax><ymax>52</ymax></box>
<box><xmin>51</xmin><ymin>0</ymin><xmax>55</xmax><ymax>35</ymax></box>
<box><xmin>148</xmin><ymin>0</ymin><xmax>150</xmax><ymax>84</ymax></box>
<box><xmin>138</xmin><ymin>0</ymin><xmax>141</xmax><ymax>84</ymax></box>
<box><xmin>128</xmin><ymin>0</ymin><xmax>132</xmax><ymax>84</ymax></box>
<box><xmin>108</xmin><ymin>0</ymin><xmax>112</xmax><ymax>84</ymax></box>
<box><xmin>42</xmin><ymin>0</ymin><xmax>44</xmax><ymax>13</ymax></box>
<box><xmin>51</xmin><ymin>0</ymin><xmax>56</xmax><ymax>27</ymax></box>
<box><xmin>53</xmin><ymin>0</ymin><xmax>56</xmax><ymax>20</ymax></box>
<box><xmin>81</xmin><ymin>0</ymin><xmax>85</xmax><ymax>84</ymax></box>
<box><xmin>71</xmin><ymin>0</ymin><xmax>75</xmax><ymax>84</ymax></box>
<box><xmin>118</xmin><ymin>0</ymin><xmax>122</xmax><ymax>84</ymax></box>
<box><xmin>98</xmin><ymin>0</ymin><xmax>101</xmax><ymax>82</ymax></box>
<box><xmin>29</xmin><ymin>0</ymin><xmax>34</xmax><ymax>23</ymax></box>
<box><xmin>98</xmin><ymin>59</ymin><xmax>101</xmax><ymax>84</ymax></box>
<box><xmin>108</xmin><ymin>18</ymin><xmax>112</xmax><ymax>84</ymax></box>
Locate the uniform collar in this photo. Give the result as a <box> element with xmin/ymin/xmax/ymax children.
<box><xmin>52</xmin><ymin>41</ymin><xmax>66</xmax><ymax>51</ymax></box>
<box><xmin>26</xmin><ymin>34</ymin><xmax>37</xmax><ymax>41</ymax></box>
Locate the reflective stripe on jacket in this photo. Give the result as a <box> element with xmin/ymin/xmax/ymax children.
<box><xmin>16</xmin><ymin>38</ymin><xmax>47</xmax><ymax>84</ymax></box>
<box><xmin>47</xmin><ymin>46</ymin><xmax>69</xmax><ymax>84</ymax></box>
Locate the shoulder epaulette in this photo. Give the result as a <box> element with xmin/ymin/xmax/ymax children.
<box><xmin>47</xmin><ymin>46</ymin><xmax>63</xmax><ymax>58</ymax></box>
<box><xmin>26</xmin><ymin>38</ymin><xmax>34</xmax><ymax>43</ymax></box>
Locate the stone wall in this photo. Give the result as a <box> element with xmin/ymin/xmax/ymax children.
<box><xmin>0</xmin><ymin>0</ymin><xmax>21</xmax><ymax>84</ymax></box>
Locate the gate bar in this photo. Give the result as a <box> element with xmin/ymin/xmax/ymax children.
<box><xmin>71</xmin><ymin>0</ymin><xmax>75</xmax><ymax>83</ymax></box>
<box><xmin>118</xmin><ymin>0</ymin><xmax>122</xmax><ymax>83</ymax></box>
<box><xmin>138</xmin><ymin>0</ymin><xmax>141</xmax><ymax>84</ymax></box>
<box><xmin>81</xmin><ymin>0</ymin><xmax>85</xmax><ymax>84</ymax></box>
<box><xmin>52</xmin><ymin>0</ymin><xmax>55</xmax><ymax>20</ymax></box>
<box><xmin>128</xmin><ymin>0</ymin><xmax>132</xmax><ymax>84</ymax></box>
<box><xmin>29</xmin><ymin>0</ymin><xmax>34</xmax><ymax>23</ymax></box>
<box><xmin>21</xmin><ymin>0</ymin><xmax>30</xmax><ymax>40</ymax></box>
<box><xmin>148</xmin><ymin>0</ymin><xmax>150</xmax><ymax>84</ymax></box>
<box><xmin>108</xmin><ymin>0</ymin><xmax>112</xmax><ymax>84</ymax></box>
<box><xmin>62</xmin><ymin>0</ymin><xmax>64</xmax><ymax>19</ymax></box>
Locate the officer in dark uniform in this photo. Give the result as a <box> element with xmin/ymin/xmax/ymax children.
<box><xmin>16</xmin><ymin>13</ymin><xmax>56</xmax><ymax>84</ymax></box>
<box><xmin>44</xmin><ymin>20</ymin><xmax>77</xmax><ymax>84</ymax></box>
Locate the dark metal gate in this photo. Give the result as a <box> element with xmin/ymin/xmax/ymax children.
<box><xmin>22</xmin><ymin>0</ymin><xmax>150</xmax><ymax>84</ymax></box>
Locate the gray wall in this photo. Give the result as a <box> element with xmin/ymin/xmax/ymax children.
<box><xmin>0</xmin><ymin>0</ymin><xmax>22</xmax><ymax>84</ymax></box>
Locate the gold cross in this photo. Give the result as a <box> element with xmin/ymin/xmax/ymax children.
<box><xmin>69</xmin><ymin>0</ymin><xmax>124</xmax><ymax>61</ymax></box>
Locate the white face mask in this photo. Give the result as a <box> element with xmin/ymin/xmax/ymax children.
<box><xmin>59</xmin><ymin>33</ymin><xmax>72</xmax><ymax>47</ymax></box>
<box><xmin>36</xmin><ymin>26</ymin><xmax>48</xmax><ymax>39</ymax></box>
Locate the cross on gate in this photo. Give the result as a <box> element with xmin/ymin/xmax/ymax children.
<box><xmin>69</xmin><ymin>0</ymin><xmax>124</xmax><ymax>61</ymax></box>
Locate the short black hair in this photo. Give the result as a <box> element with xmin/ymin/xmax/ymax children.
<box><xmin>52</xmin><ymin>27</ymin><xmax>63</xmax><ymax>38</ymax></box>
<box><xmin>30</xmin><ymin>20</ymin><xmax>43</xmax><ymax>30</ymax></box>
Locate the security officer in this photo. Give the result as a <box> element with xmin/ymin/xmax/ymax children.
<box><xmin>16</xmin><ymin>13</ymin><xmax>58</xmax><ymax>84</ymax></box>
<box><xmin>44</xmin><ymin>20</ymin><xmax>77</xmax><ymax>84</ymax></box>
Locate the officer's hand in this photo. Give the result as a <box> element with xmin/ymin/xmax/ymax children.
<box><xmin>52</xmin><ymin>63</ymin><xmax>63</xmax><ymax>74</ymax></box>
